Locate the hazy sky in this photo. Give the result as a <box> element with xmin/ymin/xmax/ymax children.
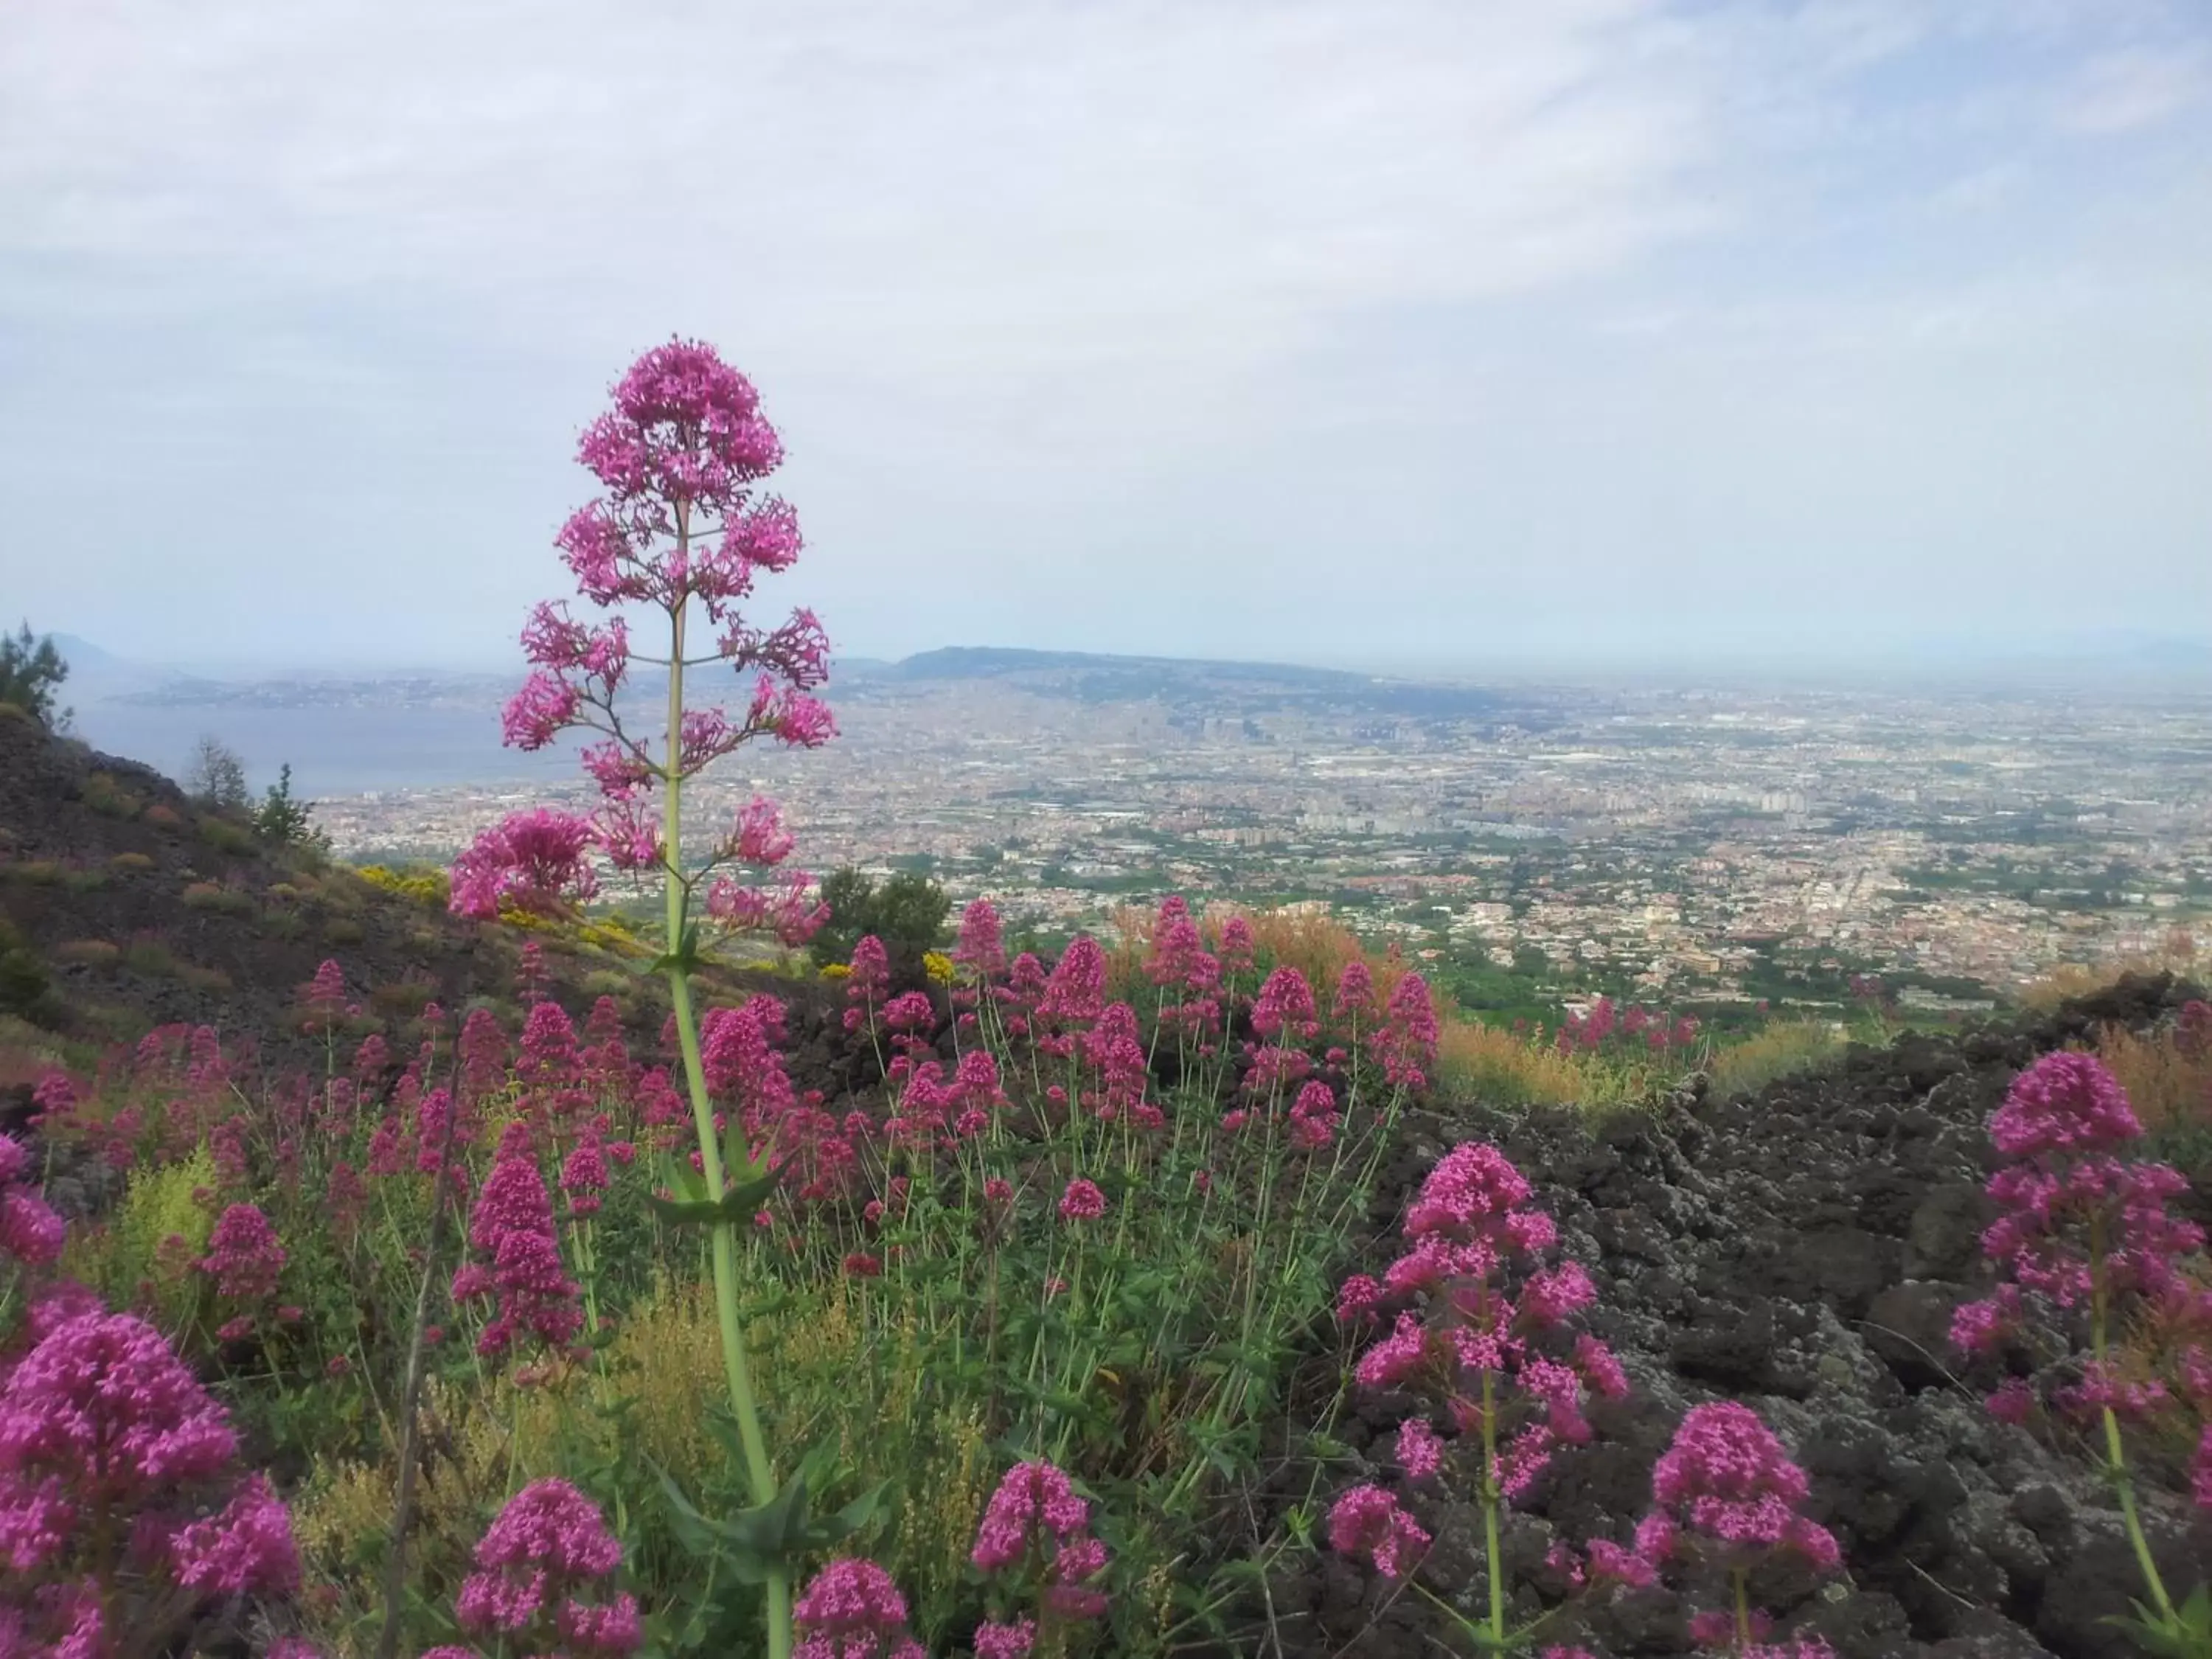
<box><xmin>2</xmin><ymin>1</ymin><xmax>2208</xmax><ymax>675</ymax></box>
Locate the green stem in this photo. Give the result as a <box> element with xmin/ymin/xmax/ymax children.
<box><xmin>1481</xmin><ymin>1369</ymin><xmax>1503</xmax><ymax>1643</ymax></box>
<box><xmin>1733</xmin><ymin>1567</ymin><xmax>1751</xmax><ymax>1649</ymax></box>
<box><xmin>662</xmin><ymin>571</ymin><xmax>793</xmax><ymax>1659</ymax></box>
<box><xmin>2088</xmin><ymin>1212</ymin><xmax>2177</xmax><ymax>1627</ymax></box>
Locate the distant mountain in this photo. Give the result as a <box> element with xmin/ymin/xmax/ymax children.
<box><xmin>886</xmin><ymin>645</ymin><xmax>1366</xmax><ymax>689</ymax></box>
<box><xmin>48</xmin><ymin>633</ymin><xmax>125</xmax><ymax>672</ymax></box>
<box><xmin>858</xmin><ymin>644</ymin><xmax>1509</xmax><ymax>720</ymax></box>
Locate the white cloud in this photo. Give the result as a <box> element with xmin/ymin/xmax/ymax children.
<box><xmin>2058</xmin><ymin>46</ymin><xmax>2208</xmax><ymax>133</ymax></box>
<box><xmin>0</xmin><ymin>0</ymin><xmax>2207</xmax><ymax>667</ymax></box>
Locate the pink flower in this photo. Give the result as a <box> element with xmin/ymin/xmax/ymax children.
<box><xmin>1252</xmin><ymin>966</ymin><xmax>1319</xmax><ymax>1041</ymax></box>
<box><xmin>1644</xmin><ymin>1401</ymin><xmax>1840</xmax><ymax>1575</ymax></box>
<box><xmin>1058</xmin><ymin>1178</ymin><xmax>1107</xmax><ymax>1222</ymax></box>
<box><xmin>1332</xmin><ymin>960</ymin><xmax>1376</xmax><ymax>1026</ymax></box>
<box><xmin>1039</xmin><ymin>937</ymin><xmax>1108</xmax><ymax>1027</ymax></box>
<box><xmin>1381</xmin><ymin>972</ymin><xmax>1439</xmax><ymax>1091</ymax></box>
<box><xmin>728</xmin><ymin>795</ymin><xmax>796</xmax><ymax>866</ymax></box>
<box><xmin>1989</xmin><ymin>1051</ymin><xmax>2143</xmax><ymax>1158</ymax></box>
<box><xmin>453</xmin><ymin>1478</ymin><xmax>638</xmax><ymax>1655</ymax></box>
<box><xmin>1218</xmin><ymin>917</ymin><xmax>1256</xmax><ymax>975</ymax></box>
<box><xmin>973</xmin><ymin>1617</ymin><xmax>1037</xmax><ymax>1658</ymax></box>
<box><xmin>0</xmin><ymin>1134</ymin><xmax>63</xmax><ymax>1266</ymax></box>
<box><xmin>1397</xmin><ymin>1418</ymin><xmax>1444</xmax><ymax>1481</ymax></box>
<box><xmin>1335</xmin><ymin>1273</ymin><xmax>1383</xmax><ymax>1326</ymax></box>
<box><xmin>0</xmin><ymin>1310</ymin><xmax>258</xmax><ymax>1591</ymax></box>
<box><xmin>449</xmin><ymin>808</ymin><xmax>601</xmax><ymax>921</ymax></box>
<box><xmin>169</xmin><ymin>1472</ymin><xmax>299</xmax><ymax>1595</ymax></box>
<box><xmin>198</xmin><ymin>1203</ymin><xmax>286</xmax><ymax>1301</ymax></box>
<box><xmin>955</xmin><ymin>899</ymin><xmax>1008</xmax><ymax>980</ymax></box>
<box><xmin>453</xmin><ymin>1143</ymin><xmax>582</xmax><ymax>1360</ymax></box>
<box><xmin>970</xmin><ymin>1461</ymin><xmax>1110</xmax><ymax>1626</ymax></box>
<box><xmin>1326</xmin><ymin>1484</ymin><xmax>1430</xmax><ymax>1579</ymax></box>
<box><xmin>793</xmin><ymin>1558</ymin><xmax>925</xmax><ymax>1659</ymax></box>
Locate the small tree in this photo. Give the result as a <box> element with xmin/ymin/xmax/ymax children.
<box><xmin>254</xmin><ymin>764</ymin><xmax>332</xmax><ymax>856</ymax></box>
<box><xmin>0</xmin><ymin>622</ymin><xmax>69</xmax><ymax>728</ymax></box>
<box><xmin>808</xmin><ymin>866</ymin><xmax>951</xmax><ymax>967</ymax></box>
<box><xmin>184</xmin><ymin>736</ymin><xmax>251</xmax><ymax>810</ymax></box>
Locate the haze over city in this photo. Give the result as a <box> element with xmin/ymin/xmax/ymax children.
<box><xmin>5</xmin><ymin>0</ymin><xmax>2210</xmax><ymax>674</ymax></box>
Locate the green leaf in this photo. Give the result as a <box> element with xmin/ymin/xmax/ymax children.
<box><xmin>717</xmin><ymin>1474</ymin><xmax>814</xmax><ymax>1584</ymax></box>
<box><xmin>644</xmin><ymin>923</ymin><xmax>703</xmax><ymax>979</ymax></box>
<box><xmin>645</xmin><ymin>1157</ymin><xmax>786</xmax><ymax>1231</ymax></box>
<box><xmin>810</xmin><ymin>1480</ymin><xmax>894</xmax><ymax>1549</ymax></box>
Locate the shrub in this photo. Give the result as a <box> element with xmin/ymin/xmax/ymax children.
<box><xmin>355</xmin><ymin>863</ymin><xmax>451</xmax><ymax>908</ymax></box>
<box><xmin>122</xmin><ymin>936</ymin><xmax>181</xmax><ymax>978</ymax></box>
<box><xmin>179</xmin><ymin>964</ymin><xmax>233</xmax><ymax>993</ymax></box>
<box><xmin>2094</xmin><ymin>1015</ymin><xmax>2212</xmax><ymax>1136</ymax></box>
<box><xmin>55</xmin><ymin>939</ymin><xmax>122</xmax><ymax>970</ymax></box>
<box><xmin>254</xmin><ymin>764</ymin><xmax>333</xmax><ymax>858</ymax></box>
<box><xmin>1433</xmin><ymin>1018</ymin><xmax>1607</xmax><ymax>1106</ymax></box>
<box><xmin>81</xmin><ymin>771</ymin><xmax>145</xmax><ymax>819</ymax></box>
<box><xmin>368</xmin><ymin>975</ymin><xmax>439</xmax><ymax>1019</ymax></box>
<box><xmin>198</xmin><ymin>816</ymin><xmax>261</xmax><ymax>858</ymax></box>
<box><xmin>809</xmin><ymin>866</ymin><xmax>950</xmax><ymax>967</ymax></box>
<box><xmin>324</xmin><ymin>918</ymin><xmax>366</xmax><ymax>945</ymax></box>
<box><xmin>0</xmin><ymin>620</ymin><xmax>69</xmax><ymax>727</ymax></box>
<box><xmin>258</xmin><ymin>908</ymin><xmax>306</xmax><ymax>940</ymax></box>
<box><xmin>109</xmin><ymin>850</ymin><xmax>157</xmax><ymax>872</ymax></box>
<box><xmin>0</xmin><ymin>916</ymin><xmax>49</xmax><ymax>1015</ymax></box>
<box><xmin>181</xmin><ymin>880</ymin><xmax>255</xmax><ymax>915</ymax></box>
<box><xmin>143</xmin><ymin>801</ymin><xmax>187</xmax><ymax>832</ymax></box>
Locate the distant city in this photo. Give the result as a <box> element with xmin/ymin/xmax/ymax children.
<box><xmin>60</xmin><ymin>640</ymin><xmax>2212</xmax><ymax>1008</ymax></box>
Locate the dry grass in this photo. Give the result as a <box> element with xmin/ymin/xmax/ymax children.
<box><xmin>1708</xmin><ymin>1018</ymin><xmax>1848</xmax><ymax>1099</ymax></box>
<box><xmin>1434</xmin><ymin>1019</ymin><xmax>1615</xmax><ymax>1107</ymax></box>
<box><xmin>2094</xmin><ymin>1018</ymin><xmax>2212</xmax><ymax>1136</ymax></box>
<box><xmin>2018</xmin><ymin>931</ymin><xmax>2202</xmax><ymax>1012</ymax></box>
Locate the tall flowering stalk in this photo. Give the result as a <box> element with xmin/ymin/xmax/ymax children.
<box><xmin>1950</xmin><ymin>1051</ymin><xmax>2212</xmax><ymax>1647</ymax></box>
<box><xmin>1632</xmin><ymin>1402</ymin><xmax>1840</xmax><ymax>1654</ymax></box>
<box><xmin>450</xmin><ymin>340</ymin><xmax>835</xmax><ymax>1658</ymax></box>
<box><xmin>1331</xmin><ymin>1141</ymin><xmax>1630</xmax><ymax>1649</ymax></box>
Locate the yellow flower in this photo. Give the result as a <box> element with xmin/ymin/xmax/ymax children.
<box><xmin>922</xmin><ymin>950</ymin><xmax>956</xmax><ymax>985</ymax></box>
<box><xmin>821</xmin><ymin>961</ymin><xmax>852</xmax><ymax>980</ymax></box>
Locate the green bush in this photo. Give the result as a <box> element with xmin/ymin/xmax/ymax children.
<box><xmin>0</xmin><ymin>916</ymin><xmax>49</xmax><ymax>1015</ymax></box>
<box><xmin>198</xmin><ymin>816</ymin><xmax>261</xmax><ymax>858</ymax></box>
<box><xmin>82</xmin><ymin>772</ymin><xmax>144</xmax><ymax>819</ymax></box>
<box><xmin>0</xmin><ymin>622</ymin><xmax>69</xmax><ymax>728</ymax></box>
<box><xmin>807</xmin><ymin>866</ymin><xmax>950</xmax><ymax>967</ymax></box>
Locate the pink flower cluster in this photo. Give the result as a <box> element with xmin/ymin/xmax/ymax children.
<box><xmin>451</xmin><ymin>1129</ymin><xmax>584</xmax><ymax>1363</ymax></box>
<box><xmin>1554</xmin><ymin>995</ymin><xmax>1698</xmax><ymax>1057</ymax></box>
<box><xmin>0</xmin><ymin>1307</ymin><xmax>299</xmax><ymax>1642</ymax></box>
<box><xmin>1326</xmin><ymin>1484</ymin><xmax>1430</xmax><ymax>1579</ymax></box>
<box><xmin>954</xmin><ymin>897</ymin><xmax>1007</xmax><ymax>983</ymax></box>
<box><xmin>1632</xmin><ymin>1402</ymin><xmax>1840</xmax><ymax>1652</ymax></box>
<box><xmin>428</xmin><ymin>1478</ymin><xmax>640</xmax><ymax>1659</ymax></box>
<box><xmin>1950</xmin><ymin>1053</ymin><xmax>2208</xmax><ymax>1402</ymax></box>
<box><xmin>0</xmin><ymin>1133</ymin><xmax>63</xmax><ymax>1268</ymax></box>
<box><xmin>198</xmin><ymin>1202</ymin><xmax>286</xmax><ymax>1334</ymax></box>
<box><xmin>1330</xmin><ymin>1141</ymin><xmax>1635</xmax><ymax>1634</ymax></box>
<box><xmin>792</xmin><ymin>1557</ymin><xmax>924</xmax><ymax>1659</ymax></box>
<box><xmin>1380</xmin><ymin>972</ymin><xmax>1438</xmax><ymax>1091</ymax></box>
<box><xmin>449</xmin><ymin>807</ymin><xmax>602</xmax><ymax>921</ymax></box>
<box><xmin>1637</xmin><ymin>1402</ymin><xmax>1840</xmax><ymax>1574</ymax></box>
<box><xmin>970</xmin><ymin>1459</ymin><xmax>1111</xmax><ymax>1641</ymax></box>
<box><xmin>1345</xmin><ymin>1142</ymin><xmax>1626</xmax><ymax>1505</ymax></box>
<box><xmin>457</xmin><ymin>339</ymin><xmax>836</xmax><ymax>931</ymax></box>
